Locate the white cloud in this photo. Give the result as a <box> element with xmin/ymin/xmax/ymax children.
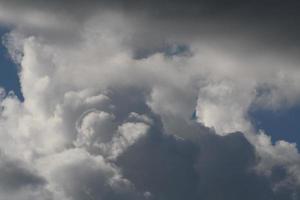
<box><xmin>36</xmin><ymin>148</ymin><xmax>139</xmax><ymax>200</ymax></box>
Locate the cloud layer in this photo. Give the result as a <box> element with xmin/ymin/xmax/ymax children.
<box><xmin>0</xmin><ymin>1</ymin><xmax>300</xmax><ymax>199</ymax></box>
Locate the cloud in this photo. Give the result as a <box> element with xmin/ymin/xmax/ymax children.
<box><xmin>0</xmin><ymin>151</ymin><xmax>51</xmax><ymax>200</ymax></box>
<box><xmin>0</xmin><ymin>1</ymin><xmax>300</xmax><ymax>200</ymax></box>
<box><xmin>0</xmin><ymin>154</ymin><xmax>44</xmax><ymax>190</ymax></box>
<box><xmin>1</xmin><ymin>0</ymin><xmax>300</xmax><ymax>47</ymax></box>
<box><xmin>36</xmin><ymin>148</ymin><xmax>143</xmax><ymax>200</ymax></box>
<box><xmin>117</xmin><ymin>129</ymin><xmax>300</xmax><ymax>200</ymax></box>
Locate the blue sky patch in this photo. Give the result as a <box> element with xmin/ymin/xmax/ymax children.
<box><xmin>250</xmin><ymin>107</ymin><xmax>300</xmax><ymax>147</ymax></box>
<box><xmin>0</xmin><ymin>27</ymin><xmax>23</xmax><ymax>101</ymax></box>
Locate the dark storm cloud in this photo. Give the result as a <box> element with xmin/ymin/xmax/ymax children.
<box><xmin>117</xmin><ymin>128</ymin><xmax>300</xmax><ymax>200</ymax></box>
<box><xmin>2</xmin><ymin>0</ymin><xmax>300</xmax><ymax>32</ymax></box>
<box><xmin>2</xmin><ymin>0</ymin><xmax>300</xmax><ymax>51</ymax></box>
<box><xmin>128</xmin><ymin>0</ymin><xmax>300</xmax><ymax>52</ymax></box>
<box><xmin>68</xmin><ymin>86</ymin><xmax>298</xmax><ymax>200</ymax></box>
<box><xmin>2</xmin><ymin>0</ymin><xmax>300</xmax><ymax>17</ymax></box>
<box><xmin>101</xmin><ymin>88</ymin><xmax>300</xmax><ymax>199</ymax></box>
<box><xmin>105</xmin><ymin>89</ymin><xmax>300</xmax><ymax>200</ymax></box>
<box><xmin>195</xmin><ymin>132</ymin><xmax>272</xmax><ymax>200</ymax></box>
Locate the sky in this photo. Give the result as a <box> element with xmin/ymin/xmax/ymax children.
<box><xmin>0</xmin><ymin>0</ymin><xmax>300</xmax><ymax>200</ymax></box>
<box><xmin>0</xmin><ymin>28</ymin><xmax>23</xmax><ymax>100</ymax></box>
<box><xmin>251</xmin><ymin>106</ymin><xmax>300</xmax><ymax>145</ymax></box>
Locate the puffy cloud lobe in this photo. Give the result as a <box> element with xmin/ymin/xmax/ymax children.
<box><xmin>75</xmin><ymin>111</ymin><xmax>116</xmax><ymax>146</ymax></box>
<box><xmin>0</xmin><ymin>1</ymin><xmax>300</xmax><ymax>200</ymax></box>
<box><xmin>36</xmin><ymin>148</ymin><xmax>143</xmax><ymax>200</ymax></box>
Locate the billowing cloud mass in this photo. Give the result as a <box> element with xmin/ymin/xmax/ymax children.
<box><xmin>0</xmin><ymin>0</ymin><xmax>300</xmax><ymax>199</ymax></box>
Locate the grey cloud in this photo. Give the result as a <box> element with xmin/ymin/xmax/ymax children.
<box><xmin>195</xmin><ymin>132</ymin><xmax>272</xmax><ymax>200</ymax></box>
<box><xmin>104</xmin><ymin>92</ymin><xmax>300</xmax><ymax>199</ymax></box>
<box><xmin>37</xmin><ymin>148</ymin><xmax>143</xmax><ymax>200</ymax></box>
<box><xmin>2</xmin><ymin>0</ymin><xmax>299</xmax><ymax>19</ymax></box>
<box><xmin>0</xmin><ymin>152</ymin><xmax>51</xmax><ymax>200</ymax></box>
<box><xmin>117</xmin><ymin>128</ymin><xmax>300</xmax><ymax>200</ymax></box>
<box><xmin>1</xmin><ymin>0</ymin><xmax>300</xmax><ymax>47</ymax></box>
<box><xmin>0</xmin><ymin>152</ymin><xmax>45</xmax><ymax>191</ymax></box>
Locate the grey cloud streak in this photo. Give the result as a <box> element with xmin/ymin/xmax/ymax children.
<box><xmin>1</xmin><ymin>0</ymin><xmax>300</xmax><ymax>45</ymax></box>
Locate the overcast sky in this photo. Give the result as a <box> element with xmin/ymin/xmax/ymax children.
<box><xmin>0</xmin><ymin>0</ymin><xmax>300</xmax><ymax>200</ymax></box>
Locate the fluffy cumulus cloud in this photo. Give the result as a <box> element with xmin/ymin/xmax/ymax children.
<box><xmin>0</xmin><ymin>0</ymin><xmax>300</xmax><ymax>199</ymax></box>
